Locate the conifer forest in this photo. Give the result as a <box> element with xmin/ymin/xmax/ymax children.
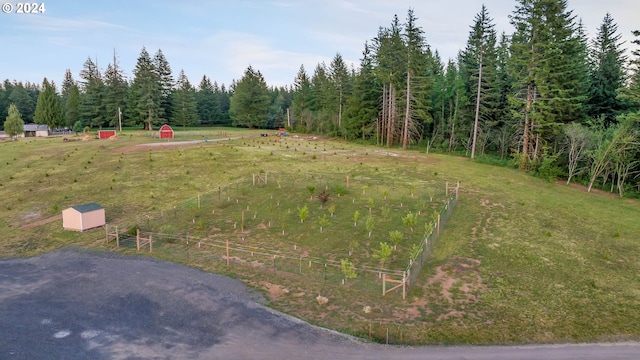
<box><xmin>3</xmin><ymin>1</ymin><xmax>640</xmax><ymax>196</ymax></box>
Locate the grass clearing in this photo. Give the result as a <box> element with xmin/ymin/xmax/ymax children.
<box><xmin>1</xmin><ymin>128</ymin><xmax>639</xmax><ymax>345</ymax></box>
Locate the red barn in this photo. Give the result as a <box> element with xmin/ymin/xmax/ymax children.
<box><xmin>159</xmin><ymin>124</ymin><xmax>174</xmax><ymax>139</ymax></box>
<box><xmin>98</xmin><ymin>130</ymin><xmax>116</xmax><ymax>139</ymax></box>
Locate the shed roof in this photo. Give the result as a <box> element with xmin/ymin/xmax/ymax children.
<box><xmin>24</xmin><ymin>124</ymin><xmax>49</xmax><ymax>131</ymax></box>
<box><xmin>70</xmin><ymin>203</ymin><xmax>104</xmax><ymax>213</ymax></box>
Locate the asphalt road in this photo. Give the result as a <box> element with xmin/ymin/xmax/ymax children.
<box><xmin>1</xmin><ymin>249</ymin><xmax>638</xmax><ymax>360</ymax></box>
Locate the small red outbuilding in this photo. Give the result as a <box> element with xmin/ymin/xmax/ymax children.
<box><xmin>62</xmin><ymin>203</ymin><xmax>105</xmax><ymax>231</ymax></box>
<box><xmin>98</xmin><ymin>130</ymin><xmax>116</xmax><ymax>139</ymax></box>
<box><xmin>159</xmin><ymin>124</ymin><xmax>174</xmax><ymax>139</ymax></box>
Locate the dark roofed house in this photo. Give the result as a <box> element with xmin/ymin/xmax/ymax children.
<box><xmin>62</xmin><ymin>203</ymin><xmax>106</xmax><ymax>231</ymax></box>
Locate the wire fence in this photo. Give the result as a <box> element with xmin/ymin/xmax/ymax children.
<box><xmin>105</xmin><ymin>172</ymin><xmax>459</xmax><ymax>297</ymax></box>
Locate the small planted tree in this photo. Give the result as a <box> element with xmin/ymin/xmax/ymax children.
<box><xmin>328</xmin><ymin>203</ymin><xmax>336</xmax><ymax>217</ymax></box>
<box><xmin>318</xmin><ymin>214</ymin><xmax>329</xmax><ymax>232</ymax></box>
<box><xmin>341</xmin><ymin>258</ymin><xmax>357</xmax><ymax>282</ymax></box>
<box><xmin>380</xmin><ymin>205</ymin><xmax>391</xmax><ymax>219</ymax></box>
<box><xmin>365</xmin><ymin>215</ymin><xmax>374</xmax><ymax>238</ymax></box>
<box><xmin>334</xmin><ymin>184</ymin><xmax>347</xmax><ymax>197</ymax></box>
<box><xmin>298</xmin><ymin>205</ymin><xmax>308</xmax><ymax>223</ymax></box>
<box><xmin>353</xmin><ymin>210</ymin><xmax>360</xmax><ymax>226</ymax></box>
<box><xmin>348</xmin><ymin>239</ymin><xmax>359</xmax><ymax>256</ymax></box>
<box><xmin>389</xmin><ymin>230</ymin><xmax>403</xmax><ymax>250</ymax></box>
<box><xmin>382</xmin><ymin>189</ymin><xmax>389</xmax><ymax>199</ymax></box>
<box><xmin>367</xmin><ymin>198</ymin><xmax>374</xmax><ymax>214</ymax></box>
<box><xmin>402</xmin><ymin>211</ymin><xmax>418</xmax><ymax>232</ymax></box>
<box><xmin>427</xmin><ymin>187</ymin><xmax>436</xmax><ymax>202</ymax></box>
<box><xmin>317</xmin><ymin>190</ymin><xmax>329</xmax><ymax>208</ymax></box>
<box><xmin>372</xmin><ymin>242</ymin><xmax>393</xmax><ymax>267</ymax></box>
<box><xmin>424</xmin><ymin>220</ymin><xmax>434</xmax><ymax>238</ymax></box>
<box><xmin>409</xmin><ymin>243</ymin><xmax>422</xmax><ymax>262</ymax></box>
<box><xmin>307</xmin><ymin>185</ymin><xmax>315</xmax><ymax>200</ymax></box>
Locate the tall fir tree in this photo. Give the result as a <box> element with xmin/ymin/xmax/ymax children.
<box><xmin>196</xmin><ymin>75</ymin><xmax>218</xmax><ymax>126</ymax></box>
<box><xmin>291</xmin><ymin>65</ymin><xmax>312</xmax><ymax>131</ymax></box>
<box><xmin>60</xmin><ymin>69</ymin><xmax>76</xmax><ymax>126</ymax></box>
<box><xmin>588</xmin><ymin>13</ymin><xmax>627</xmax><ymax>126</ymax></box>
<box><xmin>329</xmin><ymin>53</ymin><xmax>351</xmax><ymax>132</ymax></box>
<box><xmin>153</xmin><ymin>49</ymin><xmax>174</xmax><ymax>123</ymax></box>
<box><xmin>402</xmin><ymin>8</ymin><xmax>433</xmax><ymax>148</ymax></box>
<box><xmin>103</xmin><ymin>50</ymin><xmax>128</xmax><ymax>128</ymax></box>
<box><xmin>345</xmin><ymin>41</ymin><xmax>380</xmax><ymax>141</ymax></box>
<box><xmin>172</xmin><ymin>69</ymin><xmax>199</xmax><ymax>128</ymax></box>
<box><xmin>229</xmin><ymin>66</ymin><xmax>270</xmax><ymax>128</ymax></box>
<box><xmin>460</xmin><ymin>5</ymin><xmax>498</xmax><ymax>158</ymax></box>
<box><xmin>509</xmin><ymin>0</ymin><xmax>587</xmax><ymax>165</ymax></box>
<box><xmin>34</xmin><ymin>78</ymin><xmax>63</xmax><ymax>129</ymax></box>
<box><xmin>619</xmin><ymin>31</ymin><xmax>640</xmax><ymax>112</ymax></box>
<box><xmin>65</xmin><ymin>84</ymin><xmax>81</xmax><ymax>129</ymax></box>
<box><xmin>78</xmin><ymin>57</ymin><xmax>105</xmax><ymax>128</ymax></box>
<box><xmin>129</xmin><ymin>47</ymin><xmax>162</xmax><ymax>130</ymax></box>
<box><xmin>216</xmin><ymin>83</ymin><xmax>231</xmax><ymax>126</ymax></box>
<box><xmin>8</xmin><ymin>82</ymin><xmax>36</xmax><ymax>123</ymax></box>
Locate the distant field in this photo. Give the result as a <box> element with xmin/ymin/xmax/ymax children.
<box><xmin>1</xmin><ymin>128</ymin><xmax>639</xmax><ymax>345</ymax></box>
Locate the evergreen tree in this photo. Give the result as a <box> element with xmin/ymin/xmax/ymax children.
<box><xmin>216</xmin><ymin>83</ymin><xmax>232</xmax><ymax>126</ymax></box>
<box><xmin>172</xmin><ymin>69</ymin><xmax>199</xmax><ymax>128</ymax></box>
<box><xmin>310</xmin><ymin>62</ymin><xmax>334</xmax><ymax>133</ymax></box>
<box><xmin>619</xmin><ymin>30</ymin><xmax>640</xmax><ymax>112</ymax></box>
<box><xmin>65</xmin><ymin>84</ymin><xmax>81</xmax><ymax>129</ymax></box>
<box><xmin>196</xmin><ymin>75</ymin><xmax>217</xmax><ymax>126</ymax></box>
<box><xmin>291</xmin><ymin>65</ymin><xmax>312</xmax><ymax>131</ymax></box>
<box><xmin>4</xmin><ymin>104</ymin><xmax>25</xmax><ymax>139</ymax></box>
<box><xmin>129</xmin><ymin>47</ymin><xmax>161</xmax><ymax>130</ymax></box>
<box><xmin>509</xmin><ymin>0</ymin><xmax>587</xmax><ymax>165</ymax></box>
<box><xmin>402</xmin><ymin>8</ymin><xmax>432</xmax><ymax>149</ymax></box>
<box><xmin>373</xmin><ymin>15</ymin><xmax>406</xmax><ymax>147</ymax></box>
<box><xmin>78</xmin><ymin>57</ymin><xmax>105</xmax><ymax>128</ymax></box>
<box><xmin>0</xmin><ymin>81</ymin><xmax>10</xmax><ymax>128</ymax></box>
<box><xmin>153</xmin><ymin>49</ymin><xmax>174</xmax><ymax>123</ymax></box>
<box><xmin>34</xmin><ymin>78</ymin><xmax>63</xmax><ymax>129</ymax></box>
<box><xmin>267</xmin><ymin>86</ymin><xmax>290</xmax><ymax>129</ymax></box>
<box><xmin>345</xmin><ymin>41</ymin><xmax>380</xmax><ymax>141</ymax></box>
<box><xmin>442</xmin><ymin>58</ymin><xmax>465</xmax><ymax>152</ymax></box>
<box><xmin>229</xmin><ymin>66</ymin><xmax>270</xmax><ymax>128</ymax></box>
<box><xmin>588</xmin><ymin>13</ymin><xmax>627</xmax><ymax>125</ymax></box>
<box><xmin>329</xmin><ymin>53</ymin><xmax>351</xmax><ymax>132</ymax></box>
<box><xmin>460</xmin><ymin>5</ymin><xmax>498</xmax><ymax>158</ymax></box>
<box><xmin>60</xmin><ymin>69</ymin><xmax>75</xmax><ymax>125</ymax></box>
<box><xmin>103</xmin><ymin>50</ymin><xmax>128</xmax><ymax>128</ymax></box>
<box><xmin>8</xmin><ymin>82</ymin><xmax>36</xmax><ymax>123</ymax></box>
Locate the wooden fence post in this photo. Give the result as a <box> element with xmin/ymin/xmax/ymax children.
<box><xmin>136</xmin><ymin>228</ymin><xmax>140</xmax><ymax>251</ymax></box>
<box><xmin>226</xmin><ymin>239</ymin><xmax>230</xmax><ymax>266</ymax></box>
<box><xmin>382</xmin><ymin>273</ymin><xmax>386</xmax><ymax>296</ymax></box>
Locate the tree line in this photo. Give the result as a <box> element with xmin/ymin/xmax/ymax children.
<box><xmin>2</xmin><ymin>0</ymin><xmax>640</xmax><ymax>195</ymax></box>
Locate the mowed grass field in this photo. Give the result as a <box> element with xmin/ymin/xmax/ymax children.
<box><xmin>1</xmin><ymin>128</ymin><xmax>639</xmax><ymax>345</ymax></box>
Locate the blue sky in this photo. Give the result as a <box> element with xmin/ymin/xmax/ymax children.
<box><xmin>1</xmin><ymin>0</ymin><xmax>639</xmax><ymax>89</ymax></box>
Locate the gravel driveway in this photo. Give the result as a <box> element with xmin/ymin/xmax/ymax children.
<box><xmin>1</xmin><ymin>249</ymin><xmax>638</xmax><ymax>360</ymax></box>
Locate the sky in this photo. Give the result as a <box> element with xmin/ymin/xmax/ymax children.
<box><xmin>1</xmin><ymin>0</ymin><xmax>639</xmax><ymax>89</ymax></box>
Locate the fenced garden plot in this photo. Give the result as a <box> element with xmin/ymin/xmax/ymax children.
<box><xmin>108</xmin><ymin>172</ymin><xmax>459</xmax><ymax>297</ymax></box>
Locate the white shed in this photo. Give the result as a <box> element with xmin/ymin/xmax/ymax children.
<box><xmin>23</xmin><ymin>124</ymin><xmax>50</xmax><ymax>137</ymax></box>
<box><xmin>62</xmin><ymin>203</ymin><xmax>105</xmax><ymax>231</ymax></box>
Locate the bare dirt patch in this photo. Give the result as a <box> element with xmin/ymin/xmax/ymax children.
<box><xmin>20</xmin><ymin>214</ymin><xmax>62</xmax><ymax>230</ymax></box>
<box><xmin>425</xmin><ymin>257</ymin><xmax>486</xmax><ymax>321</ymax></box>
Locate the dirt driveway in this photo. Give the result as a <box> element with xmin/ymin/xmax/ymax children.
<box><xmin>1</xmin><ymin>250</ymin><xmax>638</xmax><ymax>360</ymax></box>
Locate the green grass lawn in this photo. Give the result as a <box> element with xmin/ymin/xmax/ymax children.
<box><xmin>1</xmin><ymin>128</ymin><xmax>639</xmax><ymax>345</ymax></box>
